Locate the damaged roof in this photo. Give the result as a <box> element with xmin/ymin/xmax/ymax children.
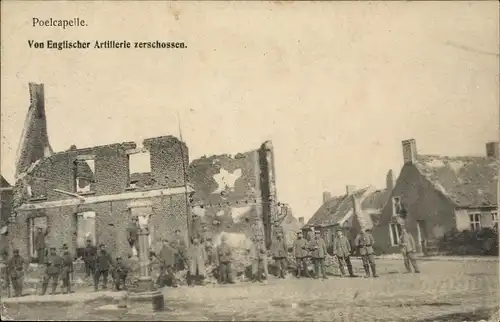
<box><xmin>414</xmin><ymin>155</ymin><xmax>499</xmax><ymax>208</ymax></box>
<box><xmin>305</xmin><ymin>186</ymin><xmax>389</xmax><ymax>228</ymax></box>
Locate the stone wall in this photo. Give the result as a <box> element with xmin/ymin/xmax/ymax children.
<box><xmin>9</xmin><ymin>136</ymin><xmax>189</xmax><ymax>259</ymax></box>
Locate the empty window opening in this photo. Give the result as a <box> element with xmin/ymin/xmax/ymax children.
<box><xmin>128</xmin><ymin>152</ymin><xmax>153</xmax><ymax>188</ymax></box>
<box><xmin>130</xmin><ymin>207</ymin><xmax>154</xmax><ymax>255</ymax></box>
<box><xmin>392</xmin><ymin>197</ymin><xmax>403</xmax><ymax>216</ymax></box>
<box><xmin>28</xmin><ymin>216</ymin><xmax>48</xmax><ymax>261</ymax></box>
<box><xmin>75</xmin><ymin>211</ymin><xmax>97</xmax><ymax>259</ymax></box>
<box><xmin>74</xmin><ymin>159</ymin><xmax>95</xmax><ymax>193</ymax></box>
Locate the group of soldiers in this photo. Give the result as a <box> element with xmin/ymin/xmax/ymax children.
<box><xmin>288</xmin><ymin>224</ymin><xmax>420</xmax><ymax>279</ymax></box>
<box><xmin>2</xmin><ymin>216</ymin><xmax>421</xmax><ymax>297</ymax></box>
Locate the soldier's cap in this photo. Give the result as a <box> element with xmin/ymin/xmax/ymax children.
<box><xmin>364</xmin><ymin>229</ymin><xmax>371</xmax><ymax>232</ymax></box>
<box><xmin>296</xmin><ymin>231</ymin><xmax>303</xmax><ymax>235</ymax></box>
<box><xmin>13</xmin><ymin>249</ymin><xmax>19</xmax><ymax>254</ymax></box>
<box><xmin>99</xmin><ymin>243</ymin><xmax>105</xmax><ymax>247</ymax></box>
<box><xmin>50</xmin><ymin>247</ymin><xmax>56</xmax><ymax>250</ymax></box>
<box><xmin>116</xmin><ymin>256</ymin><xmax>122</xmax><ymax>260</ymax></box>
<box><xmin>174</xmin><ymin>229</ymin><xmax>181</xmax><ymax>233</ymax></box>
<box><xmin>314</xmin><ymin>230</ymin><xmax>321</xmax><ymax>234</ymax></box>
<box><xmin>336</xmin><ymin>227</ymin><xmax>343</xmax><ymax>232</ymax></box>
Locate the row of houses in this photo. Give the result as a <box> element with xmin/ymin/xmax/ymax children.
<box><xmin>304</xmin><ymin>139</ymin><xmax>499</xmax><ymax>254</ymax></box>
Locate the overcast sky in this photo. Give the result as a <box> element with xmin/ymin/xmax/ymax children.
<box><xmin>1</xmin><ymin>1</ymin><xmax>498</xmax><ymax>221</ymax></box>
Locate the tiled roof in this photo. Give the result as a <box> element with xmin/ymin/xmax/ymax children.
<box><xmin>414</xmin><ymin>155</ymin><xmax>499</xmax><ymax>208</ymax></box>
<box><xmin>305</xmin><ymin>187</ymin><xmax>372</xmax><ymax>228</ymax></box>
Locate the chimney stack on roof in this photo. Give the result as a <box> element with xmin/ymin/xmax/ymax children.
<box><xmin>402</xmin><ymin>139</ymin><xmax>417</xmax><ymax>164</ymax></box>
<box><xmin>298</xmin><ymin>217</ymin><xmax>304</xmax><ymax>225</ymax></box>
<box><xmin>386</xmin><ymin>169</ymin><xmax>395</xmax><ymax>191</ymax></box>
<box><xmin>322</xmin><ymin>191</ymin><xmax>332</xmax><ymax>204</ymax></box>
<box><xmin>486</xmin><ymin>142</ymin><xmax>499</xmax><ymax>159</ymax></box>
<box><xmin>346</xmin><ymin>185</ymin><xmax>356</xmax><ymax>195</ymax></box>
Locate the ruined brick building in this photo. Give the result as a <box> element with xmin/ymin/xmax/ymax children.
<box><xmin>7</xmin><ymin>83</ymin><xmax>280</xmax><ymax>260</ymax></box>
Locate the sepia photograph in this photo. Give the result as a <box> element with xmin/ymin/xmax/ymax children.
<box><xmin>0</xmin><ymin>1</ymin><xmax>499</xmax><ymax>321</ymax></box>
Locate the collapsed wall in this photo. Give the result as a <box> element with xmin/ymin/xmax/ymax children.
<box><xmin>187</xmin><ymin>141</ymin><xmax>278</xmax><ymax>271</ymax></box>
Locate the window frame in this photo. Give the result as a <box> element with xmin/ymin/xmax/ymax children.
<box><xmin>468</xmin><ymin>212</ymin><xmax>481</xmax><ymax>231</ymax></box>
<box><xmin>491</xmin><ymin>211</ymin><xmax>498</xmax><ymax>223</ymax></box>
<box><xmin>389</xmin><ymin>223</ymin><xmax>402</xmax><ymax>246</ymax></box>
<box><xmin>392</xmin><ymin>196</ymin><xmax>402</xmax><ymax>216</ymax></box>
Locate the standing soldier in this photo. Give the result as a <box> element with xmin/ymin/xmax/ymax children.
<box><xmin>41</xmin><ymin>247</ymin><xmax>63</xmax><ymax>295</ymax></box>
<box><xmin>112</xmin><ymin>257</ymin><xmax>129</xmax><ymax>291</ymax></box>
<box><xmin>127</xmin><ymin>217</ymin><xmax>139</xmax><ymax>257</ymax></box>
<box><xmin>217</xmin><ymin>235</ymin><xmax>234</xmax><ymax>284</ymax></box>
<box><xmin>188</xmin><ymin>237</ymin><xmax>207</xmax><ymax>286</ymax></box>
<box><xmin>94</xmin><ymin>243</ymin><xmax>113</xmax><ymax>291</ymax></box>
<box><xmin>354</xmin><ymin>229</ymin><xmax>378</xmax><ymax>278</ymax></box>
<box><xmin>333</xmin><ymin>228</ymin><xmax>356</xmax><ymax>277</ymax></box>
<box><xmin>400</xmin><ymin>226</ymin><xmax>420</xmax><ymax>274</ymax></box>
<box><xmin>61</xmin><ymin>244</ymin><xmax>74</xmax><ymax>294</ymax></box>
<box><xmin>190</xmin><ymin>213</ymin><xmax>202</xmax><ymax>242</ymax></box>
<box><xmin>157</xmin><ymin>239</ymin><xmax>178</xmax><ymax>288</ymax></box>
<box><xmin>82</xmin><ymin>238</ymin><xmax>97</xmax><ymax>283</ymax></box>
<box><xmin>273</xmin><ymin>221</ymin><xmax>285</xmax><ymax>245</ymax></box>
<box><xmin>34</xmin><ymin>226</ymin><xmax>48</xmax><ymax>264</ymax></box>
<box><xmin>173</xmin><ymin>229</ymin><xmax>187</xmax><ymax>272</ymax></box>
<box><xmin>309</xmin><ymin>231</ymin><xmax>328</xmax><ymax>279</ymax></box>
<box><xmin>2</xmin><ymin>250</ymin><xmax>11</xmax><ymax>298</ymax></box>
<box><xmin>7</xmin><ymin>249</ymin><xmax>27</xmax><ymax>297</ymax></box>
<box><xmin>293</xmin><ymin>231</ymin><xmax>309</xmax><ymax>278</ymax></box>
<box><xmin>271</xmin><ymin>232</ymin><xmax>288</xmax><ymax>279</ymax></box>
<box><xmin>250</xmin><ymin>235</ymin><xmax>268</xmax><ymax>283</ymax></box>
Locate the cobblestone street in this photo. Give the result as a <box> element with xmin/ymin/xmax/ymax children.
<box><xmin>2</xmin><ymin>259</ymin><xmax>498</xmax><ymax>321</ymax></box>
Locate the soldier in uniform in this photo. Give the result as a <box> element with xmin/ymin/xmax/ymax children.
<box><xmin>400</xmin><ymin>226</ymin><xmax>420</xmax><ymax>273</ymax></box>
<box><xmin>34</xmin><ymin>226</ymin><xmax>48</xmax><ymax>264</ymax></box>
<box><xmin>1</xmin><ymin>250</ymin><xmax>10</xmax><ymax>298</ymax></box>
<box><xmin>82</xmin><ymin>238</ymin><xmax>97</xmax><ymax>279</ymax></box>
<box><xmin>61</xmin><ymin>244</ymin><xmax>74</xmax><ymax>294</ymax></box>
<box><xmin>333</xmin><ymin>228</ymin><xmax>356</xmax><ymax>277</ymax></box>
<box><xmin>7</xmin><ymin>249</ymin><xmax>27</xmax><ymax>297</ymax></box>
<box><xmin>293</xmin><ymin>231</ymin><xmax>309</xmax><ymax>278</ymax></box>
<box><xmin>157</xmin><ymin>238</ymin><xmax>178</xmax><ymax>288</ymax></box>
<box><xmin>271</xmin><ymin>232</ymin><xmax>288</xmax><ymax>279</ymax></box>
<box><xmin>250</xmin><ymin>234</ymin><xmax>268</xmax><ymax>283</ymax></box>
<box><xmin>112</xmin><ymin>256</ymin><xmax>129</xmax><ymax>291</ymax></box>
<box><xmin>41</xmin><ymin>247</ymin><xmax>63</xmax><ymax>295</ymax></box>
<box><xmin>309</xmin><ymin>230</ymin><xmax>328</xmax><ymax>279</ymax></box>
<box><xmin>217</xmin><ymin>235</ymin><xmax>234</xmax><ymax>284</ymax></box>
<box><xmin>190</xmin><ymin>213</ymin><xmax>202</xmax><ymax>242</ymax></box>
<box><xmin>94</xmin><ymin>243</ymin><xmax>114</xmax><ymax>291</ymax></box>
<box><xmin>173</xmin><ymin>229</ymin><xmax>187</xmax><ymax>272</ymax></box>
<box><xmin>188</xmin><ymin>237</ymin><xmax>207</xmax><ymax>286</ymax></box>
<box><xmin>354</xmin><ymin>229</ymin><xmax>378</xmax><ymax>278</ymax></box>
<box><xmin>127</xmin><ymin>217</ymin><xmax>139</xmax><ymax>257</ymax></box>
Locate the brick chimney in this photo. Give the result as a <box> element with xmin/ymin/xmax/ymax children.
<box><xmin>298</xmin><ymin>217</ymin><xmax>304</xmax><ymax>225</ymax></box>
<box><xmin>346</xmin><ymin>185</ymin><xmax>356</xmax><ymax>195</ymax></box>
<box><xmin>386</xmin><ymin>169</ymin><xmax>395</xmax><ymax>191</ymax></box>
<box><xmin>402</xmin><ymin>139</ymin><xmax>417</xmax><ymax>164</ymax></box>
<box><xmin>486</xmin><ymin>142</ymin><xmax>499</xmax><ymax>158</ymax></box>
<box><xmin>322</xmin><ymin>191</ymin><xmax>332</xmax><ymax>204</ymax></box>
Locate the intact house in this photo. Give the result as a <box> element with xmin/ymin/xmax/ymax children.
<box><xmin>303</xmin><ymin>171</ymin><xmax>394</xmax><ymax>246</ymax></box>
<box><xmin>372</xmin><ymin>139</ymin><xmax>499</xmax><ymax>254</ymax></box>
